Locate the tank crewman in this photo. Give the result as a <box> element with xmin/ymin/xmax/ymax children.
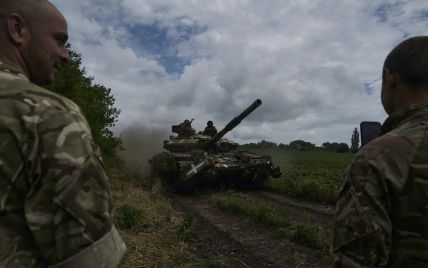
<box><xmin>178</xmin><ymin>119</ymin><xmax>196</xmax><ymax>137</ymax></box>
<box><xmin>203</xmin><ymin>120</ymin><xmax>218</xmax><ymax>137</ymax></box>
<box><xmin>0</xmin><ymin>0</ymin><xmax>126</xmax><ymax>267</ymax></box>
<box><xmin>332</xmin><ymin>36</ymin><xmax>428</xmax><ymax>267</ymax></box>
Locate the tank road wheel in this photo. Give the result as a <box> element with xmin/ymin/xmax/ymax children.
<box><xmin>249</xmin><ymin>172</ymin><xmax>270</xmax><ymax>189</ymax></box>
<box><xmin>239</xmin><ymin>170</ymin><xmax>269</xmax><ymax>190</ymax></box>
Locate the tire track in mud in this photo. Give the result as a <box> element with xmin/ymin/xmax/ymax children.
<box><xmin>240</xmin><ymin>191</ymin><xmax>335</xmax><ymax>230</ymax></box>
<box><xmin>171</xmin><ymin>195</ymin><xmax>331</xmax><ymax>267</ymax></box>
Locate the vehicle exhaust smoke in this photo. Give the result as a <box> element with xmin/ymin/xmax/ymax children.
<box><xmin>119</xmin><ymin>126</ymin><xmax>169</xmax><ymax>178</ymax></box>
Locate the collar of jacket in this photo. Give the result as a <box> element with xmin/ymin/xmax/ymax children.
<box><xmin>382</xmin><ymin>102</ymin><xmax>428</xmax><ymax>133</ymax></box>
<box><xmin>0</xmin><ymin>58</ymin><xmax>29</xmax><ymax>81</ymax></box>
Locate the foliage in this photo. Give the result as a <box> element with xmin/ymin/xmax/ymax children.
<box><xmin>288</xmin><ymin>140</ymin><xmax>316</xmax><ymax>151</ymax></box>
<box><xmin>240</xmin><ymin>140</ymin><xmax>277</xmax><ymax>150</ymax></box>
<box><xmin>241</xmin><ymin>139</ymin><xmax>319</xmax><ymax>151</ymax></box>
<box><xmin>115</xmin><ymin>204</ymin><xmax>144</xmax><ymax>230</ymax></box>
<box><xmin>241</xmin><ymin>139</ymin><xmax>352</xmax><ymax>153</ymax></box>
<box><xmin>256</xmin><ymin>139</ymin><xmax>278</xmax><ymax>148</ymax></box>
<box><xmin>322</xmin><ymin>142</ymin><xmax>349</xmax><ymax>153</ymax></box>
<box><xmin>351</xmin><ymin>127</ymin><xmax>360</xmax><ymax>153</ymax></box>
<box><xmin>47</xmin><ymin>46</ymin><xmax>121</xmax><ymax>156</ymax></box>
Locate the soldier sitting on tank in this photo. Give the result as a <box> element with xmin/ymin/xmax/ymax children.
<box><xmin>177</xmin><ymin>119</ymin><xmax>196</xmax><ymax>137</ymax></box>
<box><xmin>202</xmin><ymin>120</ymin><xmax>218</xmax><ymax>137</ymax></box>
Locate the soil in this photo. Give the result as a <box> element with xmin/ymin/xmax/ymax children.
<box><xmin>170</xmin><ymin>191</ymin><xmax>333</xmax><ymax>267</ymax></box>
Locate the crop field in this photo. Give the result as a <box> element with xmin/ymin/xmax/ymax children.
<box><xmin>112</xmin><ymin>149</ymin><xmax>354</xmax><ymax>267</ymax></box>
<box><xmin>256</xmin><ymin>149</ymin><xmax>354</xmax><ymax>204</ymax></box>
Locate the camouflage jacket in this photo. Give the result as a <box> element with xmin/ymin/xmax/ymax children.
<box><xmin>0</xmin><ymin>59</ymin><xmax>126</xmax><ymax>267</ymax></box>
<box><xmin>332</xmin><ymin>103</ymin><xmax>428</xmax><ymax>267</ymax></box>
<box><xmin>202</xmin><ymin>126</ymin><xmax>217</xmax><ymax>137</ymax></box>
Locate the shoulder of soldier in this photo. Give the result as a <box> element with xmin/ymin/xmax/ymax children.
<box><xmin>355</xmin><ymin>125</ymin><xmax>422</xmax><ymax>170</ymax></box>
<box><xmin>0</xmin><ymin>72</ymin><xmax>83</xmax><ymax>119</ymax></box>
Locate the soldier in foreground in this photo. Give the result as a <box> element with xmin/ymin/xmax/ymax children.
<box><xmin>332</xmin><ymin>36</ymin><xmax>428</xmax><ymax>266</ymax></box>
<box><xmin>203</xmin><ymin>120</ymin><xmax>218</xmax><ymax>137</ymax></box>
<box><xmin>0</xmin><ymin>0</ymin><xmax>126</xmax><ymax>267</ymax></box>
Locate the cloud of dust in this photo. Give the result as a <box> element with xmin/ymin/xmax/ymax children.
<box><xmin>119</xmin><ymin>126</ymin><xmax>169</xmax><ymax>178</ymax></box>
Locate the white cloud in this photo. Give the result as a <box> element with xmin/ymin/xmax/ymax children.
<box><xmin>51</xmin><ymin>0</ymin><xmax>428</xmax><ymax>145</ymax></box>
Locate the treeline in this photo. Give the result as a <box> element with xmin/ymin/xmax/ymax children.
<box><xmin>240</xmin><ymin>139</ymin><xmax>351</xmax><ymax>153</ymax></box>
<box><xmin>47</xmin><ymin>46</ymin><xmax>121</xmax><ymax>156</ymax></box>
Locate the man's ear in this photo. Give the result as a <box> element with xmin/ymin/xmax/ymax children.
<box><xmin>383</xmin><ymin>68</ymin><xmax>397</xmax><ymax>90</ymax></box>
<box><xmin>6</xmin><ymin>13</ymin><xmax>29</xmax><ymax>45</ymax></box>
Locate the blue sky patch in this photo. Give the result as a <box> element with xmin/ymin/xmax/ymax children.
<box><xmin>373</xmin><ymin>3</ymin><xmax>403</xmax><ymax>23</ymax></box>
<box><xmin>125</xmin><ymin>20</ymin><xmax>206</xmax><ymax>74</ymax></box>
<box><xmin>364</xmin><ymin>79</ymin><xmax>381</xmax><ymax>96</ymax></box>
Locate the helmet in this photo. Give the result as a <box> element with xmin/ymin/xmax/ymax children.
<box><xmin>207</xmin><ymin>120</ymin><xmax>213</xmax><ymax>126</ymax></box>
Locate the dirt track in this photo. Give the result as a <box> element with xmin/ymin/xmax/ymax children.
<box><xmin>171</xmin><ymin>191</ymin><xmax>333</xmax><ymax>267</ymax></box>
<box><xmin>242</xmin><ymin>191</ymin><xmax>334</xmax><ymax>230</ymax></box>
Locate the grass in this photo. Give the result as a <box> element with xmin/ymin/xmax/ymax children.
<box><xmin>176</xmin><ymin>215</ymin><xmax>195</xmax><ymax>241</ymax></box>
<box><xmin>116</xmin><ymin>205</ymin><xmax>145</xmax><ymax>230</ymax></box>
<box><xmin>248</xmin><ymin>149</ymin><xmax>353</xmax><ymax>203</ymax></box>
<box><xmin>210</xmin><ymin>192</ymin><xmax>330</xmax><ymax>252</ymax></box>
<box><xmin>107</xmin><ymin>159</ymin><xmax>207</xmax><ymax>267</ymax></box>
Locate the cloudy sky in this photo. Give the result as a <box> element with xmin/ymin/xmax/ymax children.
<box><xmin>51</xmin><ymin>0</ymin><xmax>428</xmax><ymax>146</ymax></box>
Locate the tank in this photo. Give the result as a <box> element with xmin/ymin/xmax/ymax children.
<box><xmin>149</xmin><ymin>99</ymin><xmax>282</xmax><ymax>193</ymax></box>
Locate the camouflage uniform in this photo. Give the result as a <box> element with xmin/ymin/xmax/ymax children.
<box><xmin>0</xmin><ymin>60</ymin><xmax>126</xmax><ymax>267</ymax></box>
<box><xmin>178</xmin><ymin>120</ymin><xmax>196</xmax><ymax>137</ymax></box>
<box><xmin>203</xmin><ymin>126</ymin><xmax>217</xmax><ymax>137</ymax></box>
<box><xmin>332</xmin><ymin>103</ymin><xmax>428</xmax><ymax>267</ymax></box>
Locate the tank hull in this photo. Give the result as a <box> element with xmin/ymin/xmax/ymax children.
<box><xmin>150</xmin><ymin>150</ymin><xmax>281</xmax><ymax>194</ymax></box>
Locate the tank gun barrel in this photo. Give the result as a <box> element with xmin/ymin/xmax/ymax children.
<box><xmin>206</xmin><ymin>99</ymin><xmax>262</xmax><ymax>149</ymax></box>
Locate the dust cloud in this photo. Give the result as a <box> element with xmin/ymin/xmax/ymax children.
<box><xmin>119</xmin><ymin>126</ymin><xmax>169</xmax><ymax>178</ymax></box>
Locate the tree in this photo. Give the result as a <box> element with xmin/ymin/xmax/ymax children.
<box><xmin>47</xmin><ymin>47</ymin><xmax>121</xmax><ymax>156</ymax></box>
<box><xmin>351</xmin><ymin>127</ymin><xmax>360</xmax><ymax>153</ymax></box>
<box><xmin>322</xmin><ymin>142</ymin><xmax>349</xmax><ymax>153</ymax></box>
<box><xmin>257</xmin><ymin>140</ymin><xmax>277</xmax><ymax>149</ymax></box>
<box><xmin>336</xmin><ymin>143</ymin><xmax>350</xmax><ymax>153</ymax></box>
<box><xmin>278</xmin><ymin>143</ymin><xmax>289</xmax><ymax>150</ymax></box>
<box><xmin>289</xmin><ymin>140</ymin><xmax>316</xmax><ymax>151</ymax></box>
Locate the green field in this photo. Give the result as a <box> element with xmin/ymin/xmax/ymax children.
<box><xmin>251</xmin><ymin>149</ymin><xmax>354</xmax><ymax>204</ymax></box>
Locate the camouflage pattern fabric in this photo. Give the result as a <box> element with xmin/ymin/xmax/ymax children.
<box><xmin>177</xmin><ymin>120</ymin><xmax>196</xmax><ymax>137</ymax></box>
<box><xmin>332</xmin><ymin>103</ymin><xmax>428</xmax><ymax>267</ymax></box>
<box><xmin>0</xmin><ymin>59</ymin><xmax>126</xmax><ymax>267</ymax></box>
<box><xmin>202</xmin><ymin>126</ymin><xmax>217</xmax><ymax>137</ymax></box>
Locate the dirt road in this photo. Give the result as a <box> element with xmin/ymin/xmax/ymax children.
<box><xmin>171</xmin><ymin>190</ymin><xmax>334</xmax><ymax>267</ymax></box>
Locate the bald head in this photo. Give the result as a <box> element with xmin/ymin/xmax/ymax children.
<box><xmin>0</xmin><ymin>0</ymin><xmax>52</xmax><ymax>26</ymax></box>
<box><xmin>0</xmin><ymin>0</ymin><xmax>69</xmax><ymax>86</ymax></box>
